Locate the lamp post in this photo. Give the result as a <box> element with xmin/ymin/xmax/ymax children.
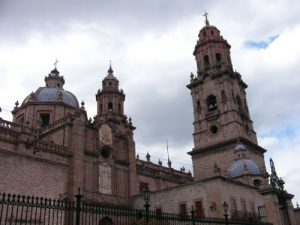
<box><xmin>143</xmin><ymin>186</ymin><xmax>150</xmax><ymax>224</ymax></box>
<box><xmin>222</xmin><ymin>201</ymin><xmax>229</xmax><ymax>225</ymax></box>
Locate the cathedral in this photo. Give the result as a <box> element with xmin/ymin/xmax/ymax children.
<box><xmin>0</xmin><ymin>16</ymin><xmax>298</xmax><ymax>225</ymax></box>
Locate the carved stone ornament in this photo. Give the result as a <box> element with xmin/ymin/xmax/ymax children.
<box><xmin>99</xmin><ymin>123</ymin><xmax>113</xmax><ymax>146</ymax></box>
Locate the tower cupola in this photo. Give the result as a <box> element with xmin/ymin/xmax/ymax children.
<box><xmin>102</xmin><ymin>65</ymin><xmax>119</xmax><ymax>91</ymax></box>
<box><xmin>193</xmin><ymin>15</ymin><xmax>232</xmax><ymax>73</ymax></box>
<box><xmin>96</xmin><ymin>64</ymin><xmax>125</xmax><ymax>117</ymax></box>
<box><xmin>45</xmin><ymin>67</ymin><xmax>65</xmax><ymax>89</ymax></box>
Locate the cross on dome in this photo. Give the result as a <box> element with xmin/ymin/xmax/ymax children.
<box><xmin>203</xmin><ymin>11</ymin><xmax>210</xmax><ymax>26</ymax></box>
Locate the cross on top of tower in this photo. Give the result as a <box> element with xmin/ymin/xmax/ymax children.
<box><xmin>203</xmin><ymin>11</ymin><xmax>210</xmax><ymax>26</ymax></box>
<box><xmin>53</xmin><ymin>58</ymin><xmax>59</xmax><ymax>69</ymax></box>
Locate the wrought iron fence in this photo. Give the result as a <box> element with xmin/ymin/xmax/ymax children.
<box><xmin>0</xmin><ymin>190</ymin><xmax>272</xmax><ymax>225</ymax></box>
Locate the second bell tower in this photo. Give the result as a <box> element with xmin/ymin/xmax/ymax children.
<box><xmin>187</xmin><ymin>16</ymin><xmax>268</xmax><ymax>186</ymax></box>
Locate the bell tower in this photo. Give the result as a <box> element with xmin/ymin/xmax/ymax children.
<box><xmin>187</xmin><ymin>15</ymin><xmax>268</xmax><ymax>187</ymax></box>
<box><xmin>94</xmin><ymin>64</ymin><xmax>138</xmax><ymax>201</ymax></box>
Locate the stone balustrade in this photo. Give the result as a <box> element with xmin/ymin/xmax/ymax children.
<box><xmin>35</xmin><ymin>140</ymin><xmax>73</xmax><ymax>157</ymax></box>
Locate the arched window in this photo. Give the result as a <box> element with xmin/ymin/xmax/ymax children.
<box><xmin>118</xmin><ymin>103</ymin><xmax>122</xmax><ymax>114</ymax></box>
<box><xmin>108</xmin><ymin>102</ymin><xmax>113</xmax><ymax>111</ymax></box>
<box><xmin>236</xmin><ymin>95</ymin><xmax>242</xmax><ymax>111</ymax></box>
<box><xmin>196</xmin><ymin>100</ymin><xmax>201</xmax><ymax>110</ymax></box>
<box><xmin>100</xmin><ymin>104</ymin><xmax>103</xmax><ymax>113</ymax></box>
<box><xmin>211</xmin><ymin>30</ymin><xmax>214</xmax><ymax>35</ymax></box>
<box><xmin>204</xmin><ymin>55</ymin><xmax>210</xmax><ymax>69</ymax></box>
<box><xmin>216</xmin><ymin>53</ymin><xmax>222</xmax><ymax>63</ymax></box>
<box><xmin>206</xmin><ymin>95</ymin><xmax>217</xmax><ymax>111</ymax></box>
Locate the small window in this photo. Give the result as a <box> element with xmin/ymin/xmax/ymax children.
<box><xmin>216</xmin><ymin>53</ymin><xmax>222</xmax><ymax>63</ymax></box>
<box><xmin>254</xmin><ymin>179</ymin><xmax>261</xmax><ymax>188</ymax></box>
<box><xmin>108</xmin><ymin>102</ymin><xmax>113</xmax><ymax>111</ymax></box>
<box><xmin>100</xmin><ymin>104</ymin><xmax>103</xmax><ymax>113</ymax></box>
<box><xmin>40</xmin><ymin>113</ymin><xmax>50</xmax><ymax>127</ymax></box>
<box><xmin>241</xmin><ymin>199</ymin><xmax>247</xmax><ymax>216</ymax></box>
<box><xmin>109</xmin><ymin>82</ymin><xmax>112</xmax><ymax>86</ymax></box>
<box><xmin>210</xmin><ymin>125</ymin><xmax>218</xmax><ymax>134</ymax></box>
<box><xmin>203</xmin><ymin>32</ymin><xmax>206</xmax><ymax>37</ymax></box>
<box><xmin>118</xmin><ymin>103</ymin><xmax>122</xmax><ymax>114</ymax></box>
<box><xmin>211</xmin><ymin>30</ymin><xmax>214</xmax><ymax>35</ymax></box>
<box><xmin>204</xmin><ymin>55</ymin><xmax>210</xmax><ymax>69</ymax></box>
<box><xmin>57</xmin><ymin>83</ymin><xmax>60</xmax><ymax>88</ymax></box>
<box><xmin>195</xmin><ymin>200</ymin><xmax>205</xmax><ymax>217</ymax></box>
<box><xmin>179</xmin><ymin>203</ymin><xmax>187</xmax><ymax>216</ymax></box>
<box><xmin>206</xmin><ymin>95</ymin><xmax>217</xmax><ymax>111</ymax></box>
<box><xmin>230</xmin><ymin>198</ymin><xmax>238</xmax><ymax>218</ymax></box>
<box><xmin>196</xmin><ymin>100</ymin><xmax>201</xmax><ymax>110</ymax></box>
<box><xmin>156</xmin><ymin>208</ymin><xmax>162</xmax><ymax>216</ymax></box>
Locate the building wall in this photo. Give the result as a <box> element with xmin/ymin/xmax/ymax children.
<box><xmin>0</xmin><ymin>146</ymin><xmax>69</xmax><ymax>198</ymax></box>
<box><xmin>132</xmin><ymin>177</ymin><xmax>265</xmax><ymax>220</ymax></box>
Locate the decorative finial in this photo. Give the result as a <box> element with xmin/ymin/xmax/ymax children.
<box><xmin>53</xmin><ymin>58</ymin><xmax>59</xmax><ymax>69</ymax></box>
<box><xmin>108</xmin><ymin>61</ymin><xmax>113</xmax><ymax>74</ymax></box>
<box><xmin>158</xmin><ymin>159</ymin><xmax>162</xmax><ymax>166</ymax></box>
<box><xmin>146</xmin><ymin>152</ymin><xmax>150</xmax><ymax>162</ymax></box>
<box><xmin>81</xmin><ymin>101</ymin><xmax>85</xmax><ymax>110</ymax></box>
<box><xmin>203</xmin><ymin>11</ymin><xmax>209</xmax><ymax>26</ymax></box>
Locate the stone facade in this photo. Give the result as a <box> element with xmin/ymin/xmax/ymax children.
<box><xmin>133</xmin><ymin>177</ymin><xmax>265</xmax><ymax>219</ymax></box>
<box><xmin>0</xmin><ymin>65</ymin><xmax>191</xmax><ymax>206</ymax></box>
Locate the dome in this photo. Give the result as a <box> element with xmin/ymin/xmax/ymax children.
<box><xmin>23</xmin><ymin>87</ymin><xmax>79</xmax><ymax>108</ymax></box>
<box><xmin>228</xmin><ymin>159</ymin><xmax>261</xmax><ymax>177</ymax></box>
<box><xmin>234</xmin><ymin>144</ymin><xmax>247</xmax><ymax>152</ymax></box>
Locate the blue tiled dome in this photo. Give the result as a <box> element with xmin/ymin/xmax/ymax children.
<box><xmin>234</xmin><ymin>144</ymin><xmax>247</xmax><ymax>151</ymax></box>
<box><xmin>23</xmin><ymin>87</ymin><xmax>79</xmax><ymax>108</ymax></box>
<box><xmin>228</xmin><ymin>159</ymin><xmax>261</xmax><ymax>177</ymax></box>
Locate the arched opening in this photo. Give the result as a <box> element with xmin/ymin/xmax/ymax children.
<box><xmin>118</xmin><ymin>103</ymin><xmax>122</xmax><ymax>114</ymax></box>
<box><xmin>40</xmin><ymin>113</ymin><xmax>50</xmax><ymax>127</ymax></box>
<box><xmin>99</xmin><ymin>217</ymin><xmax>113</xmax><ymax>225</ymax></box>
<box><xmin>236</xmin><ymin>95</ymin><xmax>242</xmax><ymax>111</ymax></box>
<box><xmin>253</xmin><ymin>179</ymin><xmax>261</xmax><ymax>188</ymax></box>
<box><xmin>206</xmin><ymin>95</ymin><xmax>217</xmax><ymax>111</ymax></box>
<box><xmin>196</xmin><ymin>100</ymin><xmax>201</xmax><ymax>110</ymax></box>
<box><xmin>216</xmin><ymin>53</ymin><xmax>222</xmax><ymax>63</ymax></box>
<box><xmin>211</xmin><ymin>30</ymin><xmax>214</xmax><ymax>35</ymax></box>
<box><xmin>108</xmin><ymin>102</ymin><xmax>113</xmax><ymax>111</ymax></box>
<box><xmin>203</xmin><ymin>32</ymin><xmax>206</xmax><ymax>37</ymax></box>
<box><xmin>204</xmin><ymin>55</ymin><xmax>210</xmax><ymax>69</ymax></box>
<box><xmin>100</xmin><ymin>104</ymin><xmax>103</xmax><ymax>113</ymax></box>
<box><xmin>210</xmin><ymin>125</ymin><xmax>218</xmax><ymax>134</ymax></box>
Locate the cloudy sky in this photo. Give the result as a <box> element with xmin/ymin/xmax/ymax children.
<box><xmin>1</xmin><ymin>0</ymin><xmax>300</xmax><ymax>205</ymax></box>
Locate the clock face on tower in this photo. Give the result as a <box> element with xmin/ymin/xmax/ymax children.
<box><xmin>99</xmin><ymin>123</ymin><xmax>113</xmax><ymax>146</ymax></box>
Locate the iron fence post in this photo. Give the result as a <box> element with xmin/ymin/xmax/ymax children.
<box><xmin>144</xmin><ymin>202</ymin><xmax>150</xmax><ymax>224</ymax></box>
<box><xmin>75</xmin><ymin>188</ymin><xmax>83</xmax><ymax>225</ymax></box>
<box><xmin>190</xmin><ymin>206</ymin><xmax>196</xmax><ymax>225</ymax></box>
